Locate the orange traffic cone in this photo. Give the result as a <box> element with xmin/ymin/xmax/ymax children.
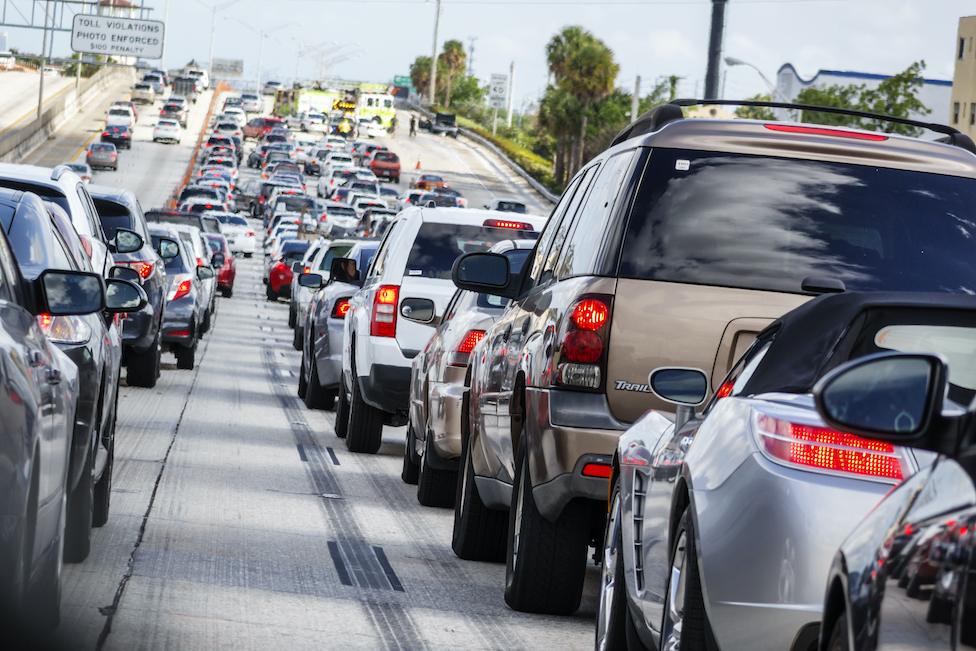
<box><xmin>415</xmin><ymin>159</ymin><xmax>422</xmax><ymax>170</ymax></box>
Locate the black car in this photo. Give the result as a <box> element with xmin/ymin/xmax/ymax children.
<box><xmin>424</xmin><ymin>112</ymin><xmax>459</xmax><ymax>137</ymax></box>
<box><xmin>1</xmin><ymin>188</ymin><xmax>146</xmax><ymax>571</ymax></box>
<box><xmin>101</xmin><ymin>125</ymin><xmax>132</xmax><ymax>150</ymax></box>
<box><xmin>145</xmin><ymin>208</ymin><xmax>221</xmax><ymax>235</ymax></box>
<box><xmin>812</xmin><ymin>296</ymin><xmax>976</xmax><ymax>651</ymax></box>
<box><xmin>89</xmin><ymin>185</ymin><xmax>167</xmax><ymax>387</ymax></box>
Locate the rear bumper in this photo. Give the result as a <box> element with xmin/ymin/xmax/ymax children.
<box><xmin>121</xmin><ymin>305</ymin><xmax>156</xmax><ymax>351</ymax></box>
<box><xmin>524</xmin><ymin>387</ymin><xmax>627</xmax><ymax>521</ymax></box>
<box><xmin>161</xmin><ymin>297</ymin><xmax>195</xmax><ymax>346</ymax></box>
<box><xmin>359</xmin><ymin>363</ymin><xmax>411</xmax><ymax>415</ymax></box>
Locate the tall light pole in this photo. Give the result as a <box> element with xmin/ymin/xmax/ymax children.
<box><xmin>428</xmin><ymin>0</ymin><xmax>442</xmax><ymax>106</ymax></box>
<box><xmin>37</xmin><ymin>0</ymin><xmax>51</xmax><ymax>119</ymax></box>
<box><xmin>208</xmin><ymin>0</ymin><xmax>242</xmax><ymax>79</ymax></box>
<box><xmin>704</xmin><ymin>0</ymin><xmax>728</xmax><ymax>99</ymax></box>
<box><xmin>256</xmin><ymin>23</ymin><xmax>293</xmax><ymax>90</ymax></box>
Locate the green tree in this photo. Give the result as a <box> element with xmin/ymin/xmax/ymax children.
<box><xmin>795</xmin><ymin>60</ymin><xmax>930</xmax><ymax>136</ymax></box>
<box><xmin>735</xmin><ymin>93</ymin><xmax>777</xmax><ymax>120</ymax></box>
<box><xmin>437</xmin><ymin>39</ymin><xmax>467</xmax><ymax>109</ymax></box>
<box><xmin>449</xmin><ymin>74</ymin><xmax>485</xmax><ymax>107</ymax></box>
<box><xmin>409</xmin><ymin>56</ymin><xmax>432</xmax><ymax>102</ymax></box>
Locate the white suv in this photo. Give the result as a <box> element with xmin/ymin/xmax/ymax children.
<box><xmin>338</xmin><ymin>207</ymin><xmax>546</xmax><ymax>453</ymax></box>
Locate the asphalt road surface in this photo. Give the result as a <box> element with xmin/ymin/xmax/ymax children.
<box><xmin>31</xmin><ymin>94</ymin><xmax>591</xmax><ymax>650</ymax></box>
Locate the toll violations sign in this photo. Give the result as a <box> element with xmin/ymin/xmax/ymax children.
<box><xmin>71</xmin><ymin>14</ymin><xmax>165</xmax><ymax>59</ymax></box>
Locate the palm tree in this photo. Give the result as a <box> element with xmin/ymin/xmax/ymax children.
<box><xmin>438</xmin><ymin>40</ymin><xmax>467</xmax><ymax>108</ymax></box>
<box><xmin>410</xmin><ymin>56</ymin><xmax>432</xmax><ymax>102</ymax></box>
<box><xmin>560</xmin><ymin>36</ymin><xmax>619</xmax><ymax>170</ymax></box>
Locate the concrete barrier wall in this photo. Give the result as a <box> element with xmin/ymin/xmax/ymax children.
<box><xmin>0</xmin><ymin>65</ymin><xmax>135</xmax><ymax>163</ymax></box>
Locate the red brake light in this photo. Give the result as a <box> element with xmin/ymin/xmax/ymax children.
<box><xmin>483</xmin><ymin>219</ymin><xmax>532</xmax><ymax>231</ymax></box>
<box><xmin>716</xmin><ymin>380</ymin><xmax>734</xmax><ymax>399</ymax></box>
<box><xmin>571</xmin><ymin>299</ymin><xmax>609</xmax><ymax>331</ymax></box>
<box><xmin>562</xmin><ymin>330</ymin><xmax>603</xmax><ymax>363</ymax></box>
<box><xmin>196</xmin><ymin>257</ymin><xmax>205</xmax><ymax>267</ymax></box>
<box><xmin>245</xmin><ymin>229</ymin><xmax>255</xmax><ymax>237</ymax></box>
<box><xmin>38</xmin><ymin>313</ymin><xmax>53</xmax><ymax>329</ymax></box>
<box><xmin>763</xmin><ymin>123</ymin><xmax>889</xmax><ymax>142</ymax></box>
<box><xmin>303</xmin><ymin>266</ymin><xmax>311</xmax><ymax>274</ymax></box>
<box><xmin>331</xmin><ymin>297</ymin><xmax>352</xmax><ymax>319</ymax></box>
<box><xmin>581</xmin><ymin>462</ymin><xmax>612</xmax><ymax>479</ymax></box>
<box><xmin>754</xmin><ymin>413</ymin><xmax>906</xmax><ymax>481</ymax></box>
<box><xmin>127</xmin><ymin>261</ymin><xmax>154</xmax><ymax>279</ymax></box>
<box><xmin>172</xmin><ymin>278</ymin><xmax>192</xmax><ymax>301</ymax></box>
<box><xmin>102</xmin><ymin>131</ymin><xmax>110</xmax><ymax>137</ymax></box>
<box><xmin>449</xmin><ymin>329</ymin><xmax>486</xmax><ymax>367</ymax></box>
<box><xmin>370</xmin><ymin>284</ymin><xmax>399</xmax><ymax>337</ymax></box>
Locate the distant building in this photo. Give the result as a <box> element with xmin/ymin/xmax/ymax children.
<box><xmin>774</xmin><ymin>63</ymin><xmax>952</xmax><ymax>125</ymax></box>
<box><xmin>950</xmin><ymin>16</ymin><xmax>976</xmax><ymax>139</ymax></box>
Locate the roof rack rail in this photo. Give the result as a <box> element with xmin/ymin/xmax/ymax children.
<box><xmin>611</xmin><ymin>98</ymin><xmax>976</xmax><ymax>155</ymax></box>
<box><xmin>50</xmin><ymin>164</ymin><xmax>71</xmax><ymax>181</ymax></box>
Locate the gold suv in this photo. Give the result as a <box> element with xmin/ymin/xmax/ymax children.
<box><xmin>450</xmin><ymin>98</ymin><xmax>976</xmax><ymax>615</ymax></box>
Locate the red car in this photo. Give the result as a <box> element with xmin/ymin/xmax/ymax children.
<box><xmin>243</xmin><ymin>116</ymin><xmax>285</xmax><ymax>140</ymax></box>
<box><xmin>411</xmin><ymin>173</ymin><xmax>447</xmax><ymax>191</ymax></box>
<box><xmin>265</xmin><ymin>240</ymin><xmax>309</xmax><ymax>301</ymax></box>
<box><xmin>205</xmin><ymin>233</ymin><xmax>236</xmax><ymax>298</ymax></box>
<box><xmin>370</xmin><ymin>150</ymin><xmax>401</xmax><ymax>183</ymax></box>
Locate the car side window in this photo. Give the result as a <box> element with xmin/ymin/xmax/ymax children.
<box><xmin>133</xmin><ymin>200</ymin><xmax>149</xmax><ymax>239</ymax></box>
<box><xmin>524</xmin><ymin>174</ymin><xmax>586</xmax><ymax>291</ymax></box>
<box><xmin>76</xmin><ymin>184</ymin><xmax>104</xmax><ymax>240</ymax></box>
<box><xmin>368</xmin><ymin>220</ymin><xmax>402</xmax><ymax>278</ymax></box>
<box><xmin>0</xmin><ymin>229</ymin><xmax>13</xmax><ymax>303</ymax></box>
<box><xmin>538</xmin><ymin>164</ymin><xmax>597</xmax><ymax>287</ymax></box>
<box><xmin>557</xmin><ymin>149</ymin><xmax>637</xmax><ymax>279</ymax></box>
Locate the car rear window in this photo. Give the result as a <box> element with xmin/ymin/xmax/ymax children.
<box><xmin>495</xmin><ymin>201</ymin><xmax>527</xmax><ymax>214</ymax></box>
<box><xmin>217</xmin><ymin>215</ymin><xmax>248</xmax><ymax>226</ymax></box>
<box><xmin>374</xmin><ymin>152</ymin><xmax>399</xmax><ymax>163</ymax></box>
<box><xmin>97</xmin><ymin>208</ymin><xmax>133</xmax><ymax>239</ymax></box>
<box><xmin>619</xmin><ymin>148</ymin><xmax>976</xmax><ymax>294</ymax></box>
<box><xmin>405</xmin><ymin>222</ymin><xmax>539</xmax><ymax>279</ymax></box>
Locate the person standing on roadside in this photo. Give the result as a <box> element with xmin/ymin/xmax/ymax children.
<box><xmin>409</xmin><ymin>114</ymin><xmax>417</xmax><ymax>138</ymax></box>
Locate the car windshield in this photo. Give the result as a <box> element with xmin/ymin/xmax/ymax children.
<box><xmin>405</xmin><ymin>222</ymin><xmax>539</xmax><ymax>279</ymax></box>
<box><xmin>620</xmin><ymin>149</ymin><xmax>976</xmax><ymax>294</ymax></box>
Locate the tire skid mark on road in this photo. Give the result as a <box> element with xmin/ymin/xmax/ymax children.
<box><xmin>94</xmin><ymin>335</ymin><xmax>213</xmax><ymax>651</ymax></box>
<box><xmin>260</xmin><ymin>346</ymin><xmax>427</xmax><ymax>651</ymax></box>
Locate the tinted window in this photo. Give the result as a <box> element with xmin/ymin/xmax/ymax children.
<box><xmin>525</xmin><ymin>174</ymin><xmax>583</xmax><ymax>288</ymax></box>
<box><xmin>4</xmin><ymin>202</ymin><xmax>64</xmax><ymax>278</ymax></box>
<box><xmin>539</xmin><ymin>165</ymin><xmax>596</xmax><ymax>285</ymax></box>
<box><xmin>374</xmin><ymin>152</ymin><xmax>398</xmax><ymax>163</ymax></box>
<box><xmin>558</xmin><ymin>149</ymin><xmax>637</xmax><ymax>279</ymax></box>
<box><xmin>620</xmin><ymin>149</ymin><xmax>976</xmax><ymax>294</ymax></box>
<box><xmin>217</xmin><ymin>215</ymin><xmax>248</xmax><ymax>226</ymax></box>
<box><xmin>319</xmin><ymin>243</ymin><xmax>353</xmax><ymax>271</ymax></box>
<box><xmin>405</xmin><ymin>223</ymin><xmax>539</xmax><ymax>280</ymax></box>
<box><xmin>477</xmin><ymin>248</ymin><xmax>532</xmax><ymax>308</ymax></box>
<box><xmin>99</xmin><ymin>214</ymin><xmax>134</xmax><ymax>239</ymax></box>
<box><xmin>495</xmin><ymin>201</ymin><xmax>526</xmax><ymax>214</ymax></box>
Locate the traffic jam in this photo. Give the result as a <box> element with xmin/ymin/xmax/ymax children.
<box><xmin>2</xmin><ymin>3</ymin><xmax>976</xmax><ymax>651</ymax></box>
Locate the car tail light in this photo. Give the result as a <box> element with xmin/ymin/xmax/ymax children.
<box><xmin>370</xmin><ymin>284</ymin><xmax>399</xmax><ymax>337</ymax></box>
<box><xmin>448</xmin><ymin>329</ymin><xmax>486</xmax><ymax>367</ymax></box>
<box><xmin>483</xmin><ymin>218</ymin><xmax>533</xmax><ymax>230</ymax></box>
<box><xmin>196</xmin><ymin>257</ymin><xmax>206</xmax><ymax>267</ymax></box>
<box><xmin>124</xmin><ymin>261</ymin><xmax>154</xmax><ymax>280</ymax></box>
<box><xmin>37</xmin><ymin>313</ymin><xmax>92</xmax><ymax>344</ymax></box>
<box><xmin>715</xmin><ymin>380</ymin><xmax>734</xmax><ymax>399</ymax></box>
<box><xmin>331</xmin><ymin>297</ymin><xmax>351</xmax><ymax>319</ymax></box>
<box><xmin>167</xmin><ymin>329</ymin><xmax>191</xmax><ymax>337</ymax></box>
<box><xmin>763</xmin><ymin>123</ymin><xmax>889</xmax><ymax>142</ymax></box>
<box><xmin>556</xmin><ymin>295</ymin><xmax>613</xmax><ymax>390</ymax></box>
<box><xmin>102</xmin><ymin>131</ymin><xmax>110</xmax><ymax>137</ymax></box>
<box><xmin>303</xmin><ymin>265</ymin><xmax>311</xmax><ymax>274</ymax></box>
<box><xmin>168</xmin><ymin>275</ymin><xmax>192</xmax><ymax>301</ymax></box>
<box><xmin>581</xmin><ymin>462</ymin><xmax>612</xmax><ymax>478</ymax></box>
<box><xmin>753</xmin><ymin>411</ymin><xmax>908</xmax><ymax>482</ymax></box>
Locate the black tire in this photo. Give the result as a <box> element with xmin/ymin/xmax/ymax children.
<box><xmin>826</xmin><ymin>613</ymin><xmax>850</xmax><ymax>651</ymax></box>
<box><xmin>504</xmin><ymin>437</ymin><xmax>589</xmax><ymax>614</ymax></box>
<box><xmin>401</xmin><ymin>426</ymin><xmax>419</xmax><ymax>485</ymax></box>
<box><xmin>288</xmin><ymin>303</ymin><xmax>297</xmax><ymax>328</ymax></box>
<box><xmin>92</xmin><ymin>424</ymin><xmax>114</xmax><ymax>528</ymax></box>
<box><xmin>175</xmin><ymin>341</ymin><xmax>196</xmax><ymax>370</ymax></box>
<box><xmin>304</xmin><ymin>356</ymin><xmax>335</xmax><ymax>410</ymax></box>
<box><xmin>201</xmin><ymin>306</ymin><xmax>212</xmax><ymax>334</ymax></box>
<box><xmin>660</xmin><ymin>508</ymin><xmax>709</xmax><ymax>650</ymax></box>
<box><xmin>452</xmin><ymin>400</ymin><xmax>507</xmax><ymax>561</ymax></box>
<box><xmin>292</xmin><ymin>325</ymin><xmax>303</xmax><ymax>351</ymax></box>
<box><xmin>596</xmin><ymin>481</ymin><xmax>630</xmax><ymax>651</ymax></box>
<box><xmin>345</xmin><ymin>365</ymin><xmax>384</xmax><ymax>454</ymax></box>
<box><xmin>127</xmin><ymin>332</ymin><xmax>161</xmax><ymax>388</ymax></box>
<box><xmin>63</xmin><ymin>438</ymin><xmax>93</xmax><ymax>563</ymax></box>
<box><xmin>222</xmin><ymin>286</ymin><xmax>233</xmax><ymax>298</ymax></box>
<box><xmin>266</xmin><ymin>285</ymin><xmax>276</xmax><ymax>301</ymax></box>
<box><xmin>298</xmin><ymin>351</ymin><xmax>308</xmax><ymax>399</ymax></box>
<box><xmin>335</xmin><ymin>378</ymin><xmax>350</xmax><ymax>439</ymax></box>
<box><xmin>417</xmin><ymin>429</ymin><xmax>456</xmax><ymax>508</ymax></box>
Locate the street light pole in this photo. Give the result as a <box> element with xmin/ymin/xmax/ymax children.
<box><xmin>724</xmin><ymin>56</ymin><xmax>799</xmax><ymax>119</ymax></box>
<box><xmin>428</xmin><ymin>0</ymin><xmax>441</xmax><ymax>106</ymax></box>
<box><xmin>37</xmin><ymin>0</ymin><xmax>51</xmax><ymax>120</ymax></box>
<box><xmin>208</xmin><ymin>0</ymin><xmax>241</xmax><ymax>79</ymax></box>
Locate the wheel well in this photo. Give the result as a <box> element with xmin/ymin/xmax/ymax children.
<box><xmin>510</xmin><ymin>373</ymin><xmax>525</xmax><ymax>456</ymax></box>
<box><xmin>668</xmin><ymin>478</ymin><xmax>690</xmax><ymax>554</ymax></box>
<box><xmin>820</xmin><ymin>577</ymin><xmax>846</xmax><ymax>651</ymax></box>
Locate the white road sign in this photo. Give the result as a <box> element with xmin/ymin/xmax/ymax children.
<box><xmin>71</xmin><ymin>14</ymin><xmax>165</xmax><ymax>59</ymax></box>
<box><xmin>489</xmin><ymin>73</ymin><xmax>508</xmax><ymax>109</ymax></box>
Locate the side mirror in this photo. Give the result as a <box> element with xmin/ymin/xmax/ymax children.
<box><xmin>109</xmin><ymin>265</ymin><xmax>140</xmax><ymax>282</ymax></box>
<box><xmin>212</xmin><ymin>253</ymin><xmax>225</xmax><ymax>268</ymax></box>
<box><xmin>452</xmin><ymin>252</ymin><xmax>516</xmax><ymax>299</ymax></box>
<box><xmin>156</xmin><ymin>237</ymin><xmax>180</xmax><ymax>261</ymax></box>
<box><xmin>110</xmin><ymin>227</ymin><xmax>144</xmax><ymax>254</ymax></box>
<box><xmin>291</xmin><ymin>261</ymin><xmax>303</xmax><ymax>273</ymax></box>
<box><xmin>298</xmin><ymin>272</ymin><xmax>324</xmax><ymax>289</ymax></box>
<box><xmin>197</xmin><ymin>265</ymin><xmax>215</xmax><ymax>280</ymax></box>
<box><xmin>330</xmin><ymin>257</ymin><xmax>360</xmax><ymax>285</ymax></box>
<box><xmin>105</xmin><ymin>278</ymin><xmax>148</xmax><ymax>313</ymax></box>
<box><xmin>649</xmin><ymin>367</ymin><xmax>709</xmax><ymax>431</ymax></box>
<box><xmin>400</xmin><ymin>297</ymin><xmax>435</xmax><ymax>324</ymax></box>
<box><xmin>814</xmin><ymin>352</ymin><xmax>948</xmax><ymax>448</ymax></box>
<box><xmin>35</xmin><ymin>269</ymin><xmax>104</xmax><ymax>316</ymax></box>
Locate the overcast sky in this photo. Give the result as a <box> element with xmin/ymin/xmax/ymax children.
<box><xmin>6</xmin><ymin>0</ymin><xmax>972</xmax><ymax>118</ymax></box>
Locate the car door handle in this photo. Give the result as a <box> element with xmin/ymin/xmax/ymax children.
<box><xmin>46</xmin><ymin>366</ymin><xmax>61</xmax><ymax>385</ymax></box>
<box><xmin>28</xmin><ymin>349</ymin><xmax>45</xmax><ymax>367</ymax></box>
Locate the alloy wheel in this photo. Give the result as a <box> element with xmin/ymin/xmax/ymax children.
<box><xmin>662</xmin><ymin>531</ymin><xmax>688</xmax><ymax>651</ymax></box>
<box><xmin>596</xmin><ymin>490</ymin><xmax>622</xmax><ymax>651</ymax></box>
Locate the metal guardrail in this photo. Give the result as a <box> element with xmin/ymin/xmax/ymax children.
<box><xmin>408</xmin><ymin>103</ymin><xmax>558</xmax><ymax>205</ymax></box>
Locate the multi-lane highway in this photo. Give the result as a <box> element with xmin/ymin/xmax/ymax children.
<box><xmin>27</xmin><ymin>90</ymin><xmax>589</xmax><ymax>651</ymax></box>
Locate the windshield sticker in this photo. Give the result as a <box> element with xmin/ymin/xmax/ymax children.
<box><xmin>408</xmin><ymin>269</ymin><xmax>422</xmax><ymax>276</ymax></box>
<box><xmin>675</xmin><ymin>159</ymin><xmax>690</xmax><ymax>171</ymax></box>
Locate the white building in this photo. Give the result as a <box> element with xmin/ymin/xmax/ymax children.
<box><xmin>774</xmin><ymin>63</ymin><xmax>952</xmax><ymax>125</ymax></box>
